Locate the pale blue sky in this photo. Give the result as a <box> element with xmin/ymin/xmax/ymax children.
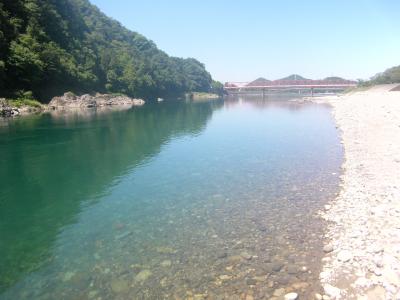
<box><xmin>90</xmin><ymin>0</ymin><xmax>400</xmax><ymax>82</ymax></box>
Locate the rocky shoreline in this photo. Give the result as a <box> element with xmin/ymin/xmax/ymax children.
<box><xmin>0</xmin><ymin>93</ymin><xmax>145</xmax><ymax>119</ymax></box>
<box><xmin>315</xmin><ymin>84</ymin><xmax>400</xmax><ymax>299</ymax></box>
<box><xmin>0</xmin><ymin>98</ymin><xmax>42</xmax><ymax>117</ymax></box>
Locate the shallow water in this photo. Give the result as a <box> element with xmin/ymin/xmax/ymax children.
<box><xmin>0</xmin><ymin>96</ymin><xmax>342</xmax><ymax>299</ymax></box>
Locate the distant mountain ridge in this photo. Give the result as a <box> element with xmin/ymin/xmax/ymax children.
<box><xmin>242</xmin><ymin>74</ymin><xmax>354</xmax><ymax>87</ymax></box>
<box><xmin>278</xmin><ymin>74</ymin><xmax>309</xmax><ymax>81</ymax></box>
<box><xmin>246</xmin><ymin>77</ymin><xmax>272</xmax><ymax>86</ymax></box>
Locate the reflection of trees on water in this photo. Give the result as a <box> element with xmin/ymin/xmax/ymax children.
<box><xmin>0</xmin><ymin>100</ymin><xmax>223</xmax><ymax>291</ymax></box>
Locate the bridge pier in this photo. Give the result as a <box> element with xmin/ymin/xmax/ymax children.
<box><xmin>311</xmin><ymin>87</ymin><xmax>314</xmax><ymax>97</ymax></box>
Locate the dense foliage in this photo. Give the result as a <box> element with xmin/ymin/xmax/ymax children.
<box><xmin>0</xmin><ymin>0</ymin><xmax>216</xmax><ymax>102</ymax></box>
<box><xmin>359</xmin><ymin>65</ymin><xmax>400</xmax><ymax>86</ymax></box>
<box><xmin>366</xmin><ymin>65</ymin><xmax>400</xmax><ymax>85</ymax></box>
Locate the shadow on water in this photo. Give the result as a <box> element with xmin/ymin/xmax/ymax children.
<box><xmin>0</xmin><ymin>100</ymin><xmax>223</xmax><ymax>292</ymax></box>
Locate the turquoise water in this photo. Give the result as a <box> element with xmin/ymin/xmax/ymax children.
<box><xmin>0</xmin><ymin>97</ymin><xmax>342</xmax><ymax>299</ymax></box>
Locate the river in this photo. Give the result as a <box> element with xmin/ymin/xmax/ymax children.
<box><xmin>0</xmin><ymin>95</ymin><xmax>342</xmax><ymax>299</ymax></box>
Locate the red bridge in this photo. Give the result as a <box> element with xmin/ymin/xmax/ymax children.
<box><xmin>224</xmin><ymin>78</ymin><xmax>357</xmax><ymax>94</ymax></box>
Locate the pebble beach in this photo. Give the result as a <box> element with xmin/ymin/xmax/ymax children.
<box><xmin>317</xmin><ymin>84</ymin><xmax>400</xmax><ymax>299</ymax></box>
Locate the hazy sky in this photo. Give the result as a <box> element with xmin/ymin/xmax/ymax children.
<box><xmin>90</xmin><ymin>0</ymin><xmax>400</xmax><ymax>82</ymax></box>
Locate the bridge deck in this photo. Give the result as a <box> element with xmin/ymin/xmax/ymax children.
<box><xmin>224</xmin><ymin>84</ymin><xmax>356</xmax><ymax>90</ymax></box>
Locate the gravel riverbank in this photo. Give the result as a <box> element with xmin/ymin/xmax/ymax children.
<box><xmin>316</xmin><ymin>84</ymin><xmax>400</xmax><ymax>299</ymax></box>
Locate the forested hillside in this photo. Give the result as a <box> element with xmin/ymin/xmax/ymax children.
<box><xmin>0</xmin><ymin>0</ymin><xmax>217</xmax><ymax>102</ymax></box>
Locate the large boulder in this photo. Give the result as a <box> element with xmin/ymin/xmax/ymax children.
<box><xmin>49</xmin><ymin>93</ymin><xmax>145</xmax><ymax>109</ymax></box>
<box><xmin>49</xmin><ymin>93</ymin><xmax>96</xmax><ymax>109</ymax></box>
<box><xmin>94</xmin><ymin>93</ymin><xmax>145</xmax><ymax>106</ymax></box>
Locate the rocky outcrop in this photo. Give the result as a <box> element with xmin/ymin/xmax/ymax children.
<box><xmin>0</xmin><ymin>98</ymin><xmax>20</xmax><ymax>117</ymax></box>
<box><xmin>48</xmin><ymin>93</ymin><xmax>145</xmax><ymax>109</ymax></box>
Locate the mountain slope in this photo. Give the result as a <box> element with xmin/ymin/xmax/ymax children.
<box><xmin>278</xmin><ymin>74</ymin><xmax>309</xmax><ymax>81</ymax></box>
<box><xmin>0</xmin><ymin>0</ymin><xmax>213</xmax><ymax>101</ymax></box>
<box><xmin>246</xmin><ymin>77</ymin><xmax>271</xmax><ymax>86</ymax></box>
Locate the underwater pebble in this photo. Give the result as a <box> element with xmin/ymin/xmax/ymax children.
<box><xmin>246</xmin><ymin>278</ymin><xmax>257</xmax><ymax>285</ymax></box>
<box><xmin>135</xmin><ymin>270</ymin><xmax>152</xmax><ymax>282</ymax></box>
<box><xmin>240</xmin><ymin>252</ymin><xmax>252</xmax><ymax>260</ymax></box>
<box><xmin>115</xmin><ymin>231</ymin><xmax>132</xmax><ymax>240</ymax></box>
<box><xmin>110</xmin><ymin>278</ymin><xmax>129</xmax><ymax>293</ymax></box>
<box><xmin>62</xmin><ymin>271</ymin><xmax>75</xmax><ymax>282</ymax></box>
<box><xmin>219</xmin><ymin>275</ymin><xmax>231</xmax><ymax>280</ymax></box>
<box><xmin>160</xmin><ymin>260</ymin><xmax>172</xmax><ymax>267</ymax></box>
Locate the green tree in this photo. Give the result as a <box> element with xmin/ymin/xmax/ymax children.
<box><xmin>0</xmin><ymin>0</ymin><xmax>215</xmax><ymax>102</ymax></box>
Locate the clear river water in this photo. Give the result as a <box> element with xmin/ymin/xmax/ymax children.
<box><xmin>0</xmin><ymin>95</ymin><xmax>343</xmax><ymax>299</ymax></box>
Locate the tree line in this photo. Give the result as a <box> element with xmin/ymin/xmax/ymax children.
<box><xmin>0</xmin><ymin>0</ymin><xmax>222</xmax><ymax>102</ymax></box>
<box><xmin>360</xmin><ymin>65</ymin><xmax>400</xmax><ymax>86</ymax></box>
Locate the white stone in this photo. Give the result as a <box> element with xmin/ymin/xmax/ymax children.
<box><xmin>324</xmin><ymin>284</ymin><xmax>341</xmax><ymax>298</ymax></box>
<box><xmin>284</xmin><ymin>292</ymin><xmax>298</xmax><ymax>300</ymax></box>
<box><xmin>337</xmin><ymin>250</ymin><xmax>353</xmax><ymax>262</ymax></box>
<box><xmin>323</xmin><ymin>244</ymin><xmax>334</xmax><ymax>253</ymax></box>
<box><xmin>374</xmin><ymin>268</ymin><xmax>382</xmax><ymax>276</ymax></box>
<box><xmin>384</xmin><ymin>269</ymin><xmax>400</xmax><ymax>286</ymax></box>
<box><xmin>354</xmin><ymin>277</ymin><xmax>368</xmax><ymax>286</ymax></box>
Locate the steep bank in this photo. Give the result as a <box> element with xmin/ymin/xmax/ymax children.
<box><xmin>317</xmin><ymin>85</ymin><xmax>400</xmax><ymax>299</ymax></box>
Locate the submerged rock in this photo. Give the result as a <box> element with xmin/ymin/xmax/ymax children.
<box><xmin>110</xmin><ymin>278</ymin><xmax>129</xmax><ymax>293</ymax></box>
<box><xmin>62</xmin><ymin>271</ymin><xmax>76</xmax><ymax>282</ymax></box>
<box><xmin>286</xmin><ymin>265</ymin><xmax>298</xmax><ymax>274</ymax></box>
<box><xmin>217</xmin><ymin>252</ymin><xmax>228</xmax><ymax>259</ymax></box>
<box><xmin>240</xmin><ymin>252</ymin><xmax>252</xmax><ymax>260</ymax></box>
<box><xmin>219</xmin><ymin>274</ymin><xmax>231</xmax><ymax>281</ymax></box>
<box><xmin>135</xmin><ymin>270</ymin><xmax>152</xmax><ymax>282</ymax></box>
<box><xmin>155</xmin><ymin>246</ymin><xmax>177</xmax><ymax>254</ymax></box>
<box><xmin>160</xmin><ymin>260</ymin><xmax>172</xmax><ymax>267</ymax></box>
<box><xmin>271</xmin><ymin>261</ymin><xmax>285</xmax><ymax>272</ymax></box>
<box><xmin>115</xmin><ymin>231</ymin><xmax>132</xmax><ymax>240</ymax></box>
<box><xmin>246</xmin><ymin>278</ymin><xmax>257</xmax><ymax>285</ymax></box>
